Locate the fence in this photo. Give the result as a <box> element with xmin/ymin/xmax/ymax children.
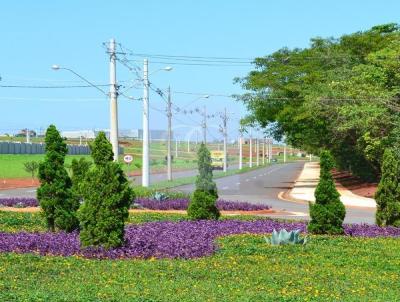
<box><xmin>0</xmin><ymin>142</ymin><xmax>123</xmax><ymax>155</ymax></box>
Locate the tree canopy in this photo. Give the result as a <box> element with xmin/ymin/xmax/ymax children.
<box><xmin>238</xmin><ymin>23</ymin><xmax>400</xmax><ymax>180</ymax></box>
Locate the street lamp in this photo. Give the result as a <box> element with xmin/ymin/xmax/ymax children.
<box><xmin>51</xmin><ymin>62</ymin><xmax>121</xmax><ymax>161</ymax></box>
<box><xmin>142</xmin><ymin>59</ymin><xmax>173</xmax><ymax>187</ymax></box>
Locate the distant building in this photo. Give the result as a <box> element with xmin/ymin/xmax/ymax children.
<box><xmin>61</xmin><ymin>129</ymin><xmax>172</xmax><ymax>140</ymax></box>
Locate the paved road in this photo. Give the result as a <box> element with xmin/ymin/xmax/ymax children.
<box><xmin>0</xmin><ymin>164</ymin><xmax>239</xmax><ymax>198</ymax></box>
<box><xmin>175</xmin><ymin>161</ymin><xmax>376</xmax><ymax>224</ymax></box>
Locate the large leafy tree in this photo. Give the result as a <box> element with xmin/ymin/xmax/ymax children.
<box><xmin>37</xmin><ymin>125</ymin><xmax>79</xmax><ymax>232</ymax></box>
<box><xmin>78</xmin><ymin>132</ymin><xmax>133</xmax><ymax>248</ymax></box>
<box><xmin>238</xmin><ymin>24</ymin><xmax>400</xmax><ymax>180</ymax></box>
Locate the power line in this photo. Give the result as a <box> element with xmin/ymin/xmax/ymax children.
<box><xmin>0</xmin><ymin>84</ymin><xmax>111</xmax><ymax>89</ymax></box>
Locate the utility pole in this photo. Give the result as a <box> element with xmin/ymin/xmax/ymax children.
<box><xmin>249</xmin><ymin>130</ymin><xmax>253</xmax><ymax>168</ymax></box>
<box><xmin>256</xmin><ymin>136</ymin><xmax>260</xmax><ymax>166</ymax></box>
<box><xmin>26</xmin><ymin>129</ymin><xmax>30</xmax><ymax>144</ymax></box>
<box><xmin>262</xmin><ymin>137</ymin><xmax>265</xmax><ymax>165</ymax></box>
<box><xmin>142</xmin><ymin>58</ymin><xmax>150</xmax><ymax>187</ymax></box>
<box><xmin>202</xmin><ymin>105</ymin><xmax>207</xmax><ymax>145</ymax></box>
<box><xmin>284</xmin><ymin>144</ymin><xmax>287</xmax><ymax>163</ymax></box>
<box><xmin>109</xmin><ymin>38</ymin><xmax>119</xmax><ymax>162</ymax></box>
<box><xmin>187</xmin><ymin>138</ymin><xmax>190</xmax><ymax>153</ymax></box>
<box><xmin>175</xmin><ymin>140</ymin><xmax>178</xmax><ymax>158</ymax></box>
<box><xmin>167</xmin><ymin>86</ymin><xmax>172</xmax><ymax>181</ymax></box>
<box><xmin>221</xmin><ymin>107</ymin><xmax>228</xmax><ymax>172</ymax></box>
<box><xmin>239</xmin><ymin>131</ymin><xmax>243</xmax><ymax>170</ymax></box>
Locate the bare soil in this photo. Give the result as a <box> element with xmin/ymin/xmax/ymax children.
<box><xmin>0</xmin><ymin>178</ymin><xmax>39</xmax><ymax>190</ymax></box>
<box><xmin>332</xmin><ymin>169</ymin><xmax>378</xmax><ymax>198</ymax></box>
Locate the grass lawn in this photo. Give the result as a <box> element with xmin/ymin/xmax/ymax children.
<box><xmin>0</xmin><ymin>211</ymin><xmax>399</xmax><ymax>301</ymax></box>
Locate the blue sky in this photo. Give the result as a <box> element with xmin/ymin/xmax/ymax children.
<box><xmin>1</xmin><ymin>0</ymin><xmax>399</xmax><ymax>140</ymax></box>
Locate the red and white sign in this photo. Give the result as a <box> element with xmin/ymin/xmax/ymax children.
<box><xmin>123</xmin><ymin>154</ymin><xmax>133</xmax><ymax>164</ymax></box>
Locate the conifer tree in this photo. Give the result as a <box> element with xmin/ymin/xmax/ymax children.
<box><xmin>308</xmin><ymin>150</ymin><xmax>346</xmax><ymax>234</ymax></box>
<box><xmin>188</xmin><ymin>143</ymin><xmax>220</xmax><ymax>220</ymax></box>
<box><xmin>37</xmin><ymin>125</ymin><xmax>79</xmax><ymax>232</ymax></box>
<box><xmin>78</xmin><ymin>132</ymin><xmax>134</xmax><ymax>248</ymax></box>
<box><xmin>375</xmin><ymin>148</ymin><xmax>400</xmax><ymax>226</ymax></box>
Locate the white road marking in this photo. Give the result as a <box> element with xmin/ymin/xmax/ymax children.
<box><xmin>252</xmin><ymin>176</ymin><xmax>257</xmax><ymax>179</ymax></box>
<box><xmin>245</xmin><ymin>179</ymin><xmax>249</xmax><ymax>182</ymax></box>
<box><xmin>222</xmin><ymin>186</ymin><xmax>229</xmax><ymax>190</ymax></box>
<box><xmin>236</xmin><ymin>182</ymin><xmax>241</xmax><ymax>185</ymax></box>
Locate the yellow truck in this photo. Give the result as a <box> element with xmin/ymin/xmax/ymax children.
<box><xmin>211</xmin><ymin>150</ymin><xmax>224</xmax><ymax>170</ymax></box>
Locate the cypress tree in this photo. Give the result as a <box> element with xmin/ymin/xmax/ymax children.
<box><xmin>70</xmin><ymin>157</ymin><xmax>92</xmax><ymax>206</ymax></box>
<box><xmin>308</xmin><ymin>150</ymin><xmax>346</xmax><ymax>234</ymax></box>
<box><xmin>37</xmin><ymin>125</ymin><xmax>79</xmax><ymax>232</ymax></box>
<box><xmin>188</xmin><ymin>143</ymin><xmax>220</xmax><ymax>220</ymax></box>
<box><xmin>375</xmin><ymin>148</ymin><xmax>400</xmax><ymax>226</ymax></box>
<box><xmin>78</xmin><ymin>132</ymin><xmax>134</xmax><ymax>248</ymax></box>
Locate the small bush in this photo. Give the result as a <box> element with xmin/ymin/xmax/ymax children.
<box><xmin>37</xmin><ymin>125</ymin><xmax>78</xmax><ymax>232</ymax></box>
<box><xmin>187</xmin><ymin>190</ymin><xmax>220</xmax><ymax>220</ymax></box>
<box><xmin>375</xmin><ymin>148</ymin><xmax>400</xmax><ymax>226</ymax></box>
<box><xmin>308</xmin><ymin>150</ymin><xmax>345</xmax><ymax>234</ymax></box>
<box><xmin>188</xmin><ymin>143</ymin><xmax>220</xmax><ymax>220</ymax></box>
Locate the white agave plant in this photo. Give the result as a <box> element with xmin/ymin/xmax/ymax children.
<box><xmin>265</xmin><ymin>229</ymin><xmax>307</xmax><ymax>245</ymax></box>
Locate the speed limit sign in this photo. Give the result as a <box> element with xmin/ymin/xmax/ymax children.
<box><xmin>124</xmin><ymin>154</ymin><xmax>133</xmax><ymax>164</ymax></box>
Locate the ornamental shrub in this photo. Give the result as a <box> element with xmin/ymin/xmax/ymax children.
<box><xmin>70</xmin><ymin>157</ymin><xmax>92</xmax><ymax>205</ymax></box>
<box><xmin>375</xmin><ymin>148</ymin><xmax>400</xmax><ymax>226</ymax></box>
<box><xmin>78</xmin><ymin>132</ymin><xmax>134</xmax><ymax>248</ymax></box>
<box><xmin>308</xmin><ymin>150</ymin><xmax>345</xmax><ymax>234</ymax></box>
<box><xmin>37</xmin><ymin>125</ymin><xmax>79</xmax><ymax>232</ymax></box>
<box><xmin>188</xmin><ymin>143</ymin><xmax>220</xmax><ymax>220</ymax></box>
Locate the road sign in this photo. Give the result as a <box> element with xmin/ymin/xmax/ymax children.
<box><xmin>124</xmin><ymin>154</ymin><xmax>133</xmax><ymax>164</ymax></box>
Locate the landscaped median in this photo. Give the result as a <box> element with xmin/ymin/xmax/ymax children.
<box><xmin>1</xmin><ymin>211</ymin><xmax>400</xmax><ymax>301</ymax></box>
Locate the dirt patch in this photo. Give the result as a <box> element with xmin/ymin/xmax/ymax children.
<box><xmin>0</xmin><ymin>178</ymin><xmax>39</xmax><ymax>190</ymax></box>
<box><xmin>332</xmin><ymin>169</ymin><xmax>378</xmax><ymax>198</ymax></box>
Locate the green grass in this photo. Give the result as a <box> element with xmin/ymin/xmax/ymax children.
<box><xmin>0</xmin><ymin>234</ymin><xmax>399</xmax><ymax>301</ymax></box>
<box><xmin>0</xmin><ymin>154</ymin><xmax>93</xmax><ymax>178</ymax></box>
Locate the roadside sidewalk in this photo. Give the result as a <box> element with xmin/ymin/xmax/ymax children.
<box><xmin>289</xmin><ymin>162</ymin><xmax>376</xmax><ymax>208</ymax></box>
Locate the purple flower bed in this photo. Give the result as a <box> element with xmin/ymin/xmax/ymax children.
<box><xmin>0</xmin><ymin>197</ymin><xmax>270</xmax><ymax>211</ymax></box>
<box><xmin>134</xmin><ymin>198</ymin><xmax>270</xmax><ymax>211</ymax></box>
<box><xmin>0</xmin><ymin>197</ymin><xmax>38</xmax><ymax>207</ymax></box>
<box><xmin>0</xmin><ymin>220</ymin><xmax>399</xmax><ymax>259</ymax></box>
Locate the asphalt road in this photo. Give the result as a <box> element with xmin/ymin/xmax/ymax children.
<box><xmin>175</xmin><ymin>161</ymin><xmax>376</xmax><ymax>224</ymax></box>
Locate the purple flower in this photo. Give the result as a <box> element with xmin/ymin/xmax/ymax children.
<box><xmin>0</xmin><ymin>220</ymin><xmax>399</xmax><ymax>259</ymax></box>
<box><xmin>0</xmin><ymin>198</ymin><xmax>39</xmax><ymax>207</ymax></box>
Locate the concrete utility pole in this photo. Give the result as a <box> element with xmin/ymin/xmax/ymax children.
<box><xmin>284</xmin><ymin>144</ymin><xmax>287</xmax><ymax>163</ymax></box>
<box><xmin>202</xmin><ymin>105</ymin><xmax>207</xmax><ymax>144</ymax></box>
<box><xmin>187</xmin><ymin>138</ymin><xmax>190</xmax><ymax>153</ymax></box>
<box><xmin>239</xmin><ymin>132</ymin><xmax>243</xmax><ymax>170</ymax></box>
<box><xmin>26</xmin><ymin>129</ymin><xmax>30</xmax><ymax>143</ymax></box>
<box><xmin>167</xmin><ymin>86</ymin><xmax>172</xmax><ymax>181</ymax></box>
<box><xmin>256</xmin><ymin>137</ymin><xmax>260</xmax><ymax>166</ymax></box>
<box><xmin>142</xmin><ymin>59</ymin><xmax>150</xmax><ymax>187</ymax></box>
<box><xmin>221</xmin><ymin>107</ymin><xmax>228</xmax><ymax>172</ymax></box>
<box><xmin>249</xmin><ymin>130</ymin><xmax>253</xmax><ymax>168</ymax></box>
<box><xmin>109</xmin><ymin>38</ymin><xmax>119</xmax><ymax>161</ymax></box>
<box><xmin>262</xmin><ymin>137</ymin><xmax>265</xmax><ymax>165</ymax></box>
<box><xmin>175</xmin><ymin>140</ymin><xmax>178</xmax><ymax>158</ymax></box>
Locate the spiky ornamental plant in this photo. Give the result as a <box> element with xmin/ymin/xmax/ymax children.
<box><xmin>308</xmin><ymin>150</ymin><xmax>346</xmax><ymax>234</ymax></box>
<box><xmin>37</xmin><ymin>125</ymin><xmax>79</xmax><ymax>232</ymax></box>
<box><xmin>188</xmin><ymin>143</ymin><xmax>220</xmax><ymax>220</ymax></box>
<box><xmin>375</xmin><ymin>148</ymin><xmax>400</xmax><ymax>226</ymax></box>
<box><xmin>78</xmin><ymin>132</ymin><xmax>134</xmax><ymax>249</ymax></box>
